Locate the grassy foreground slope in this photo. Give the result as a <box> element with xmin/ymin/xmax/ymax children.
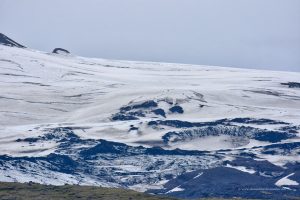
<box><xmin>0</xmin><ymin>182</ymin><xmax>176</xmax><ymax>200</ymax></box>
<box><xmin>0</xmin><ymin>182</ymin><xmax>256</xmax><ymax>200</ymax></box>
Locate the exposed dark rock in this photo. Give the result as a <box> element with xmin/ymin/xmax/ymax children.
<box><xmin>112</xmin><ymin>100</ymin><xmax>158</xmax><ymax>121</ymax></box>
<box><xmin>129</xmin><ymin>126</ymin><xmax>139</xmax><ymax>131</ymax></box>
<box><xmin>112</xmin><ymin>114</ymin><xmax>139</xmax><ymax>121</ymax></box>
<box><xmin>15</xmin><ymin>127</ymin><xmax>80</xmax><ymax>143</ymax></box>
<box><xmin>148</xmin><ymin>167</ymin><xmax>299</xmax><ymax>199</ymax></box>
<box><xmin>148</xmin><ymin>120</ymin><xmax>195</xmax><ymax>128</ymax></box>
<box><xmin>52</xmin><ymin>48</ymin><xmax>70</xmax><ymax>54</ymax></box>
<box><xmin>120</xmin><ymin>100</ymin><xmax>158</xmax><ymax>112</ymax></box>
<box><xmin>42</xmin><ymin>154</ymin><xmax>78</xmax><ymax>174</ymax></box>
<box><xmin>229</xmin><ymin>118</ymin><xmax>288</xmax><ymax>125</ymax></box>
<box><xmin>225</xmin><ymin>157</ymin><xmax>283</xmax><ymax>177</ymax></box>
<box><xmin>0</xmin><ymin>33</ymin><xmax>25</xmax><ymax>48</ymax></box>
<box><xmin>169</xmin><ymin>106</ymin><xmax>184</xmax><ymax>114</ymax></box>
<box><xmin>279</xmin><ymin>125</ymin><xmax>299</xmax><ymax>134</ymax></box>
<box><xmin>148</xmin><ymin>118</ymin><xmax>290</xmax><ymax>130</ymax></box>
<box><xmin>79</xmin><ymin>139</ymin><xmax>207</xmax><ymax>159</ymax></box>
<box><xmin>281</xmin><ymin>82</ymin><xmax>300</xmax><ymax>88</ymax></box>
<box><xmin>162</xmin><ymin>125</ymin><xmax>295</xmax><ymax>145</ymax></box>
<box><xmin>262</xmin><ymin>142</ymin><xmax>300</xmax><ymax>155</ymax></box>
<box><xmin>253</xmin><ymin>131</ymin><xmax>293</xmax><ymax>143</ymax></box>
<box><xmin>152</xmin><ymin>109</ymin><xmax>166</xmax><ymax>117</ymax></box>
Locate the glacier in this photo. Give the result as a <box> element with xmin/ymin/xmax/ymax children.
<box><xmin>0</xmin><ymin>42</ymin><xmax>300</xmax><ymax>199</ymax></box>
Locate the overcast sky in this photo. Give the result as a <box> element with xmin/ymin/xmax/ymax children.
<box><xmin>0</xmin><ymin>0</ymin><xmax>299</xmax><ymax>71</ymax></box>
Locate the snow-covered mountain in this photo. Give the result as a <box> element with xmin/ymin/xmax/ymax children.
<box><xmin>0</xmin><ymin>34</ymin><xmax>300</xmax><ymax>199</ymax></box>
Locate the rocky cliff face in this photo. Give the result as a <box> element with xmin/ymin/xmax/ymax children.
<box><xmin>0</xmin><ymin>33</ymin><xmax>25</xmax><ymax>48</ymax></box>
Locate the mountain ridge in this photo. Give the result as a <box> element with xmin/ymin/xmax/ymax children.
<box><xmin>0</xmin><ymin>33</ymin><xmax>25</xmax><ymax>48</ymax></box>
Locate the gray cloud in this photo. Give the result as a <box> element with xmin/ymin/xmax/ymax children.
<box><xmin>1</xmin><ymin>0</ymin><xmax>299</xmax><ymax>71</ymax></box>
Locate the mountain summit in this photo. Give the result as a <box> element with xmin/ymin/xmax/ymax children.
<box><xmin>0</xmin><ymin>33</ymin><xmax>25</xmax><ymax>48</ymax></box>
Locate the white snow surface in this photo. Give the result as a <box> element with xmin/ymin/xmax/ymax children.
<box><xmin>275</xmin><ymin>173</ymin><xmax>299</xmax><ymax>186</ymax></box>
<box><xmin>225</xmin><ymin>164</ymin><xmax>256</xmax><ymax>174</ymax></box>
<box><xmin>166</xmin><ymin>185</ymin><xmax>185</xmax><ymax>193</ymax></box>
<box><xmin>0</xmin><ymin>45</ymin><xmax>300</xmax><ymax>156</ymax></box>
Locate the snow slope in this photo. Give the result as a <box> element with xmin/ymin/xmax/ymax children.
<box><xmin>1</xmin><ymin>45</ymin><xmax>300</xmax><ymax>151</ymax></box>
<box><xmin>0</xmin><ymin>44</ymin><xmax>300</xmax><ymax>199</ymax></box>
